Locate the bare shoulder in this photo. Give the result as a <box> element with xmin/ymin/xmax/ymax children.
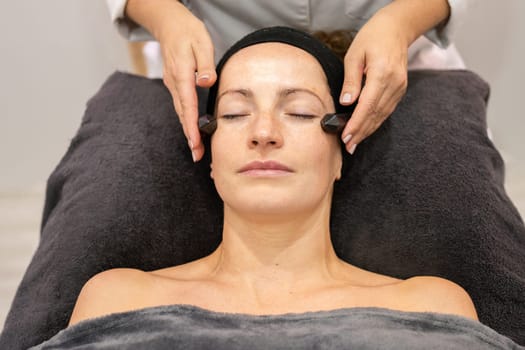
<box><xmin>399</xmin><ymin>276</ymin><xmax>478</xmax><ymax>321</ymax></box>
<box><xmin>150</xmin><ymin>255</ymin><xmax>215</xmax><ymax>280</ymax></box>
<box><xmin>68</xmin><ymin>268</ymin><xmax>154</xmax><ymax>326</ymax></box>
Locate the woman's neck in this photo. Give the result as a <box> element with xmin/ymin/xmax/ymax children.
<box><xmin>206</xmin><ymin>201</ymin><xmax>347</xmax><ymax>295</ymax></box>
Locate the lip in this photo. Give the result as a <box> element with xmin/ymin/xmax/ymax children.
<box><xmin>238</xmin><ymin>160</ymin><xmax>294</xmax><ymax>176</ymax></box>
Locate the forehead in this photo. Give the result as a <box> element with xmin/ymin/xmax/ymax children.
<box><xmin>218</xmin><ymin>42</ymin><xmax>329</xmax><ymax>89</ymax></box>
<box><xmin>226</xmin><ymin>41</ymin><xmax>317</xmax><ymax>61</ymax></box>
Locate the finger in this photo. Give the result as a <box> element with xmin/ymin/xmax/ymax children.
<box><xmin>340</xmin><ymin>48</ymin><xmax>365</xmax><ymax>106</ymax></box>
<box><xmin>192</xmin><ymin>142</ymin><xmax>205</xmax><ymax>163</ymax></box>
<box><xmin>161</xmin><ymin>47</ymin><xmax>183</xmax><ymax>115</ymax></box>
<box><xmin>361</xmin><ymin>92</ymin><xmax>396</xmax><ymax>141</ymax></box>
<box><xmin>164</xmin><ymin>73</ymin><xmax>183</xmax><ymax>117</ymax></box>
<box><xmin>192</xmin><ymin>34</ymin><xmax>217</xmax><ymax>88</ymax></box>
<box><xmin>356</xmin><ymin>69</ymin><xmax>407</xmax><ymax>141</ymax></box>
<box><xmin>160</xmin><ymin>39</ymin><xmax>204</xmax><ymax>162</ymax></box>
<box><xmin>174</xmin><ymin>67</ymin><xmax>202</xmax><ymax>161</ymax></box>
<box><xmin>163</xmin><ymin>71</ymin><xmax>190</xmax><ymax>143</ymax></box>
<box><xmin>344</xmin><ymin>80</ymin><xmax>404</xmax><ymax>155</ymax></box>
<box><xmin>341</xmin><ymin>72</ymin><xmax>387</xmax><ymax>152</ymax></box>
<box><xmin>171</xmin><ymin>88</ymin><xmax>190</xmax><ymax>139</ymax></box>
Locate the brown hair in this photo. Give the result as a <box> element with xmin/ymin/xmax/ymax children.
<box><xmin>311</xmin><ymin>30</ymin><xmax>355</xmax><ymax>61</ymax></box>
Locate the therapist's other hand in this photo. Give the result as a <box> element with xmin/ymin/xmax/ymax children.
<box><xmin>126</xmin><ymin>0</ymin><xmax>216</xmax><ymax>162</ymax></box>
<box><xmin>339</xmin><ymin>9</ymin><xmax>408</xmax><ymax>155</ymax></box>
<box><xmin>158</xmin><ymin>2</ymin><xmax>216</xmax><ymax>162</ymax></box>
<box><xmin>338</xmin><ymin>0</ymin><xmax>451</xmax><ymax>154</ymax></box>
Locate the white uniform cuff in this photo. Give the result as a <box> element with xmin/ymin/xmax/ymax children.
<box><xmin>106</xmin><ymin>0</ymin><xmax>154</xmax><ymax>41</ymax></box>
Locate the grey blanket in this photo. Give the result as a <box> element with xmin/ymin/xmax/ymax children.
<box><xmin>31</xmin><ymin>305</ymin><xmax>522</xmax><ymax>349</ymax></box>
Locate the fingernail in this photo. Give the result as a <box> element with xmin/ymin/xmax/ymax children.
<box><xmin>348</xmin><ymin>144</ymin><xmax>357</xmax><ymax>155</ymax></box>
<box><xmin>188</xmin><ymin>139</ymin><xmax>197</xmax><ymax>162</ymax></box>
<box><xmin>341</xmin><ymin>93</ymin><xmax>352</xmax><ymax>104</ymax></box>
<box><xmin>342</xmin><ymin>134</ymin><xmax>352</xmax><ymax>144</ymax></box>
<box><xmin>197</xmin><ymin>74</ymin><xmax>210</xmax><ymax>82</ymax></box>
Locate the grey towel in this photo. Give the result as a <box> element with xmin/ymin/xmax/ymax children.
<box><xmin>31</xmin><ymin>305</ymin><xmax>523</xmax><ymax>349</ymax></box>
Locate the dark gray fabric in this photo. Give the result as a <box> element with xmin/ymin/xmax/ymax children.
<box><xmin>30</xmin><ymin>305</ymin><xmax>523</xmax><ymax>349</ymax></box>
<box><xmin>1</xmin><ymin>70</ymin><xmax>524</xmax><ymax>350</ymax></box>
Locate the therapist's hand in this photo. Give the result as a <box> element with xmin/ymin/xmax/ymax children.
<box><xmin>338</xmin><ymin>0</ymin><xmax>450</xmax><ymax>154</ymax></box>
<box><xmin>126</xmin><ymin>0</ymin><xmax>216</xmax><ymax>162</ymax></box>
<box><xmin>338</xmin><ymin>10</ymin><xmax>408</xmax><ymax>155</ymax></box>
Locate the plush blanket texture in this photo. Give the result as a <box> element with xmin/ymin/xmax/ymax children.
<box><xmin>31</xmin><ymin>305</ymin><xmax>523</xmax><ymax>349</ymax></box>
<box><xmin>1</xmin><ymin>70</ymin><xmax>524</xmax><ymax>349</ymax></box>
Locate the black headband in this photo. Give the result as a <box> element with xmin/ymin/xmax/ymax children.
<box><xmin>206</xmin><ymin>26</ymin><xmax>353</xmax><ymax>116</ymax></box>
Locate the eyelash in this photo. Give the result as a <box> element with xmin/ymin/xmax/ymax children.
<box><xmin>287</xmin><ymin>113</ymin><xmax>317</xmax><ymax>119</ymax></box>
<box><xmin>221</xmin><ymin>114</ymin><xmax>248</xmax><ymax>119</ymax></box>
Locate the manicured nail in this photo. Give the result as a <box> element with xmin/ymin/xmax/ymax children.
<box><xmin>341</xmin><ymin>92</ymin><xmax>352</xmax><ymax>104</ymax></box>
<box><xmin>348</xmin><ymin>144</ymin><xmax>357</xmax><ymax>155</ymax></box>
<box><xmin>342</xmin><ymin>134</ymin><xmax>352</xmax><ymax>144</ymax></box>
<box><xmin>197</xmin><ymin>74</ymin><xmax>210</xmax><ymax>82</ymax></box>
<box><xmin>188</xmin><ymin>139</ymin><xmax>197</xmax><ymax>162</ymax></box>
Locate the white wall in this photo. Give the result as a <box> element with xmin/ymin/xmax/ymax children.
<box><xmin>0</xmin><ymin>1</ymin><xmax>131</xmax><ymax>192</ymax></box>
<box><xmin>454</xmin><ymin>1</ymin><xmax>525</xmax><ymax>180</ymax></box>
<box><xmin>0</xmin><ymin>1</ymin><xmax>524</xmax><ymax>190</ymax></box>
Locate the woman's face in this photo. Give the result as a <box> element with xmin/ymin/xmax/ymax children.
<box><xmin>210</xmin><ymin>42</ymin><xmax>342</xmax><ymax>217</ymax></box>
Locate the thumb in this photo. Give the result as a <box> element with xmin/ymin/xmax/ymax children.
<box><xmin>340</xmin><ymin>50</ymin><xmax>365</xmax><ymax>106</ymax></box>
<box><xmin>193</xmin><ymin>39</ymin><xmax>217</xmax><ymax>88</ymax></box>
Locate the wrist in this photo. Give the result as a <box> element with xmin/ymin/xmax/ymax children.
<box><xmin>125</xmin><ymin>0</ymin><xmax>187</xmax><ymax>41</ymax></box>
<box><xmin>379</xmin><ymin>0</ymin><xmax>450</xmax><ymax>45</ymax></box>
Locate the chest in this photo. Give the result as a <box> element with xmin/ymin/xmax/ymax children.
<box><xmin>150</xmin><ymin>279</ymin><xmax>408</xmax><ymax>315</ymax></box>
<box><xmin>185</xmin><ymin>0</ymin><xmax>391</xmax><ymax>29</ymax></box>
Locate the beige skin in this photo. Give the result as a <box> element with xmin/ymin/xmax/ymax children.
<box><xmin>69</xmin><ymin>43</ymin><xmax>478</xmax><ymax>326</ymax></box>
<box><xmin>125</xmin><ymin>0</ymin><xmax>451</xmax><ymax>161</ymax></box>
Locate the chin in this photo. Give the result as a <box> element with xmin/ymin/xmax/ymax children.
<box><xmin>216</xmin><ymin>177</ymin><xmax>332</xmax><ymax>217</ymax></box>
<box><xmin>224</xmin><ymin>189</ymin><xmax>319</xmax><ymax>217</ymax></box>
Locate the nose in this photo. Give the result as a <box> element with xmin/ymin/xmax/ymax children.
<box><xmin>248</xmin><ymin>112</ymin><xmax>284</xmax><ymax>149</ymax></box>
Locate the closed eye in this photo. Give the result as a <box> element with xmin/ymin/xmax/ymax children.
<box><xmin>220</xmin><ymin>114</ymin><xmax>249</xmax><ymax>120</ymax></box>
<box><xmin>287</xmin><ymin>113</ymin><xmax>318</xmax><ymax>119</ymax></box>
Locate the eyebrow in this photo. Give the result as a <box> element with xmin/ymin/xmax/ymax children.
<box><xmin>217</xmin><ymin>87</ymin><xmax>327</xmax><ymax>108</ymax></box>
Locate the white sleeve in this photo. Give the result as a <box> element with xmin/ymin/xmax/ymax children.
<box><xmin>423</xmin><ymin>0</ymin><xmax>470</xmax><ymax>48</ymax></box>
<box><xmin>106</xmin><ymin>0</ymin><xmax>155</xmax><ymax>41</ymax></box>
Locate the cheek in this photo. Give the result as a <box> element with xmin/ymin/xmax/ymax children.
<box><xmin>333</xmin><ymin>148</ymin><xmax>342</xmax><ymax>180</ymax></box>
<box><xmin>299</xmin><ymin>131</ymin><xmax>341</xmax><ymax>181</ymax></box>
<box><xmin>210</xmin><ymin>131</ymin><xmax>236</xmax><ymax>180</ymax></box>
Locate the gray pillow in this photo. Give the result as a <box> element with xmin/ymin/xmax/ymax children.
<box><xmin>1</xmin><ymin>70</ymin><xmax>524</xmax><ymax>349</ymax></box>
